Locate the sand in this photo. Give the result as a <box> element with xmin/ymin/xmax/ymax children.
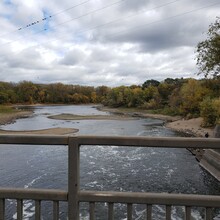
<box><xmin>0</xmin><ymin>111</ymin><xmax>78</xmax><ymax>135</ymax></box>
<box><xmin>166</xmin><ymin>117</ymin><xmax>214</xmax><ymax>137</ymax></box>
<box><xmin>0</xmin><ymin>111</ymin><xmax>32</xmax><ymax>126</ymax></box>
<box><xmin>48</xmin><ymin>113</ymin><xmax>134</xmax><ymax>120</ymax></box>
<box><xmin>0</xmin><ymin>127</ymin><xmax>78</xmax><ymax>135</ymax></box>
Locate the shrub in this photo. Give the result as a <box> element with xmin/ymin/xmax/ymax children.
<box><xmin>200</xmin><ymin>97</ymin><xmax>219</xmax><ymax>127</ymax></box>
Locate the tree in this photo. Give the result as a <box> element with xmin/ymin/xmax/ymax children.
<box><xmin>196</xmin><ymin>17</ymin><xmax>220</xmax><ymax>77</ymax></box>
<box><xmin>200</xmin><ymin>97</ymin><xmax>219</xmax><ymax>127</ymax></box>
<box><xmin>16</xmin><ymin>81</ymin><xmax>38</xmax><ymax>104</ymax></box>
<box><xmin>142</xmin><ymin>79</ymin><xmax>160</xmax><ymax>89</ymax></box>
<box><xmin>179</xmin><ymin>79</ymin><xmax>210</xmax><ymax>116</ymax></box>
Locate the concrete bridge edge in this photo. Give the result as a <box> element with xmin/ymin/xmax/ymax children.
<box><xmin>200</xmin><ymin>124</ymin><xmax>220</xmax><ymax>182</ymax></box>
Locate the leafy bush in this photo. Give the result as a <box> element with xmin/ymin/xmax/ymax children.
<box><xmin>200</xmin><ymin>97</ymin><xmax>219</xmax><ymax>127</ymax></box>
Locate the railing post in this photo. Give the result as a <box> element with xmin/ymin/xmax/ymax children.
<box><xmin>68</xmin><ymin>137</ymin><xmax>80</xmax><ymax>220</ymax></box>
<box><xmin>17</xmin><ymin>199</ymin><xmax>23</xmax><ymax>220</ymax></box>
<box><xmin>0</xmin><ymin>199</ymin><xmax>5</xmax><ymax>220</ymax></box>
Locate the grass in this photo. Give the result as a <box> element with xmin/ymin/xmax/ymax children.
<box><xmin>0</xmin><ymin>105</ymin><xmax>19</xmax><ymax>114</ymax></box>
<box><xmin>105</xmin><ymin>106</ymin><xmax>180</xmax><ymax>116</ymax></box>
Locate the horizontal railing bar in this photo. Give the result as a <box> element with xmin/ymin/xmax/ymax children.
<box><xmin>0</xmin><ymin>135</ymin><xmax>219</xmax><ymax>149</ymax></box>
<box><xmin>79</xmin><ymin>191</ymin><xmax>220</xmax><ymax>207</ymax></box>
<box><xmin>0</xmin><ymin>134</ymin><xmax>69</xmax><ymax>145</ymax></box>
<box><xmin>0</xmin><ymin>188</ymin><xmax>67</xmax><ymax>201</ymax></box>
<box><xmin>76</xmin><ymin>136</ymin><xmax>220</xmax><ymax>149</ymax></box>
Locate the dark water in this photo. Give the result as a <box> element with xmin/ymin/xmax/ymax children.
<box><xmin>0</xmin><ymin>105</ymin><xmax>220</xmax><ymax>220</ymax></box>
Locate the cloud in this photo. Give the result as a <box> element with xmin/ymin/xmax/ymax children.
<box><xmin>0</xmin><ymin>0</ymin><xmax>219</xmax><ymax>86</ymax></box>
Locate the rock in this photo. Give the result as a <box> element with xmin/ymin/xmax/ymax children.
<box><xmin>214</xmin><ymin>124</ymin><xmax>220</xmax><ymax>138</ymax></box>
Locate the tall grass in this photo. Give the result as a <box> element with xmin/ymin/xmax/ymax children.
<box><xmin>0</xmin><ymin>105</ymin><xmax>17</xmax><ymax>114</ymax></box>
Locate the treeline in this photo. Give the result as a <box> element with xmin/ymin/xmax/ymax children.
<box><xmin>0</xmin><ymin>81</ymin><xmax>109</xmax><ymax>104</ymax></box>
<box><xmin>104</xmin><ymin>78</ymin><xmax>220</xmax><ymax>127</ymax></box>
<box><xmin>0</xmin><ymin>78</ymin><xmax>219</xmax><ymax>127</ymax></box>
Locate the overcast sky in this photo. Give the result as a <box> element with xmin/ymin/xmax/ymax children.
<box><xmin>0</xmin><ymin>0</ymin><xmax>219</xmax><ymax>86</ymax></box>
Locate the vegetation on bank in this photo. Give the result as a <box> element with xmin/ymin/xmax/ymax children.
<box><xmin>0</xmin><ymin>105</ymin><xmax>19</xmax><ymax>114</ymax></box>
<box><xmin>0</xmin><ymin>77</ymin><xmax>219</xmax><ymax>127</ymax></box>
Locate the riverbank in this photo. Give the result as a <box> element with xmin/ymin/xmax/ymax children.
<box><xmin>0</xmin><ymin>105</ymin><xmax>215</xmax><ymax>137</ymax></box>
<box><xmin>99</xmin><ymin>106</ymin><xmax>214</xmax><ymax>137</ymax></box>
<box><xmin>0</xmin><ymin>110</ymin><xmax>32</xmax><ymax>126</ymax></box>
<box><xmin>166</xmin><ymin>117</ymin><xmax>214</xmax><ymax>138</ymax></box>
<box><xmin>0</xmin><ymin>106</ymin><xmax>78</xmax><ymax>135</ymax></box>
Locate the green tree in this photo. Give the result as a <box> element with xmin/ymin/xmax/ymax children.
<box><xmin>196</xmin><ymin>17</ymin><xmax>220</xmax><ymax>77</ymax></box>
<box><xmin>142</xmin><ymin>79</ymin><xmax>160</xmax><ymax>89</ymax></box>
<box><xmin>179</xmin><ymin>79</ymin><xmax>209</xmax><ymax>116</ymax></box>
<box><xmin>141</xmin><ymin>86</ymin><xmax>161</xmax><ymax>109</ymax></box>
<box><xmin>16</xmin><ymin>81</ymin><xmax>38</xmax><ymax>104</ymax></box>
<box><xmin>200</xmin><ymin>97</ymin><xmax>220</xmax><ymax>127</ymax></box>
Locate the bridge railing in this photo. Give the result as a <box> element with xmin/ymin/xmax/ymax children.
<box><xmin>0</xmin><ymin>135</ymin><xmax>220</xmax><ymax>220</ymax></box>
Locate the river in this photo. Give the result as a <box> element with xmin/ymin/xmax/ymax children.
<box><xmin>0</xmin><ymin>105</ymin><xmax>220</xmax><ymax>220</ymax></box>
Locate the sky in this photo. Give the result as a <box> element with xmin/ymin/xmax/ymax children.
<box><xmin>0</xmin><ymin>0</ymin><xmax>219</xmax><ymax>87</ymax></box>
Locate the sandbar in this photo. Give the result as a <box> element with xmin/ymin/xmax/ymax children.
<box><xmin>48</xmin><ymin>113</ymin><xmax>135</xmax><ymax>120</ymax></box>
<box><xmin>0</xmin><ymin>127</ymin><xmax>78</xmax><ymax>135</ymax></box>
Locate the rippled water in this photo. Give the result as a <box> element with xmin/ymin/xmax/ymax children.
<box><xmin>0</xmin><ymin>105</ymin><xmax>220</xmax><ymax>219</ymax></box>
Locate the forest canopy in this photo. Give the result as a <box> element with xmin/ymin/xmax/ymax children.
<box><xmin>0</xmin><ymin>77</ymin><xmax>219</xmax><ymax>127</ymax></box>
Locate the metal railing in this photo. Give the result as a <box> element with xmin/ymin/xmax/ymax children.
<box><xmin>0</xmin><ymin>134</ymin><xmax>220</xmax><ymax>220</ymax></box>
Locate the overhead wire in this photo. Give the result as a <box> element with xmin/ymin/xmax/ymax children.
<box><xmin>0</xmin><ymin>0</ymin><xmax>93</xmax><ymax>38</ymax></box>
<box><xmin>0</xmin><ymin>1</ymin><xmax>219</xmax><ymax>54</ymax></box>
<box><xmin>0</xmin><ymin>0</ymin><xmax>178</xmax><ymax>47</ymax></box>
<box><xmin>17</xmin><ymin>0</ymin><xmax>92</xmax><ymax>31</ymax></box>
<box><xmin>108</xmin><ymin>1</ymin><xmax>220</xmax><ymax>40</ymax></box>
<box><xmin>1</xmin><ymin>0</ymin><xmax>126</xmax><ymax>46</ymax></box>
<box><xmin>30</xmin><ymin>2</ymin><xmax>220</xmax><ymax>48</ymax></box>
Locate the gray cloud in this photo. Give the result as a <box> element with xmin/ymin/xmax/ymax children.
<box><xmin>0</xmin><ymin>0</ymin><xmax>219</xmax><ymax>86</ymax></box>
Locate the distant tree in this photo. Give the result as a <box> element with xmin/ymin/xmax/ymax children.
<box><xmin>142</xmin><ymin>79</ymin><xmax>160</xmax><ymax>89</ymax></box>
<box><xmin>141</xmin><ymin>86</ymin><xmax>161</xmax><ymax>109</ymax></box>
<box><xmin>0</xmin><ymin>92</ymin><xmax>8</xmax><ymax>104</ymax></box>
<box><xmin>196</xmin><ymin>17</ymin><xmax>220</xmax><ymax>77</ymax></box>
<box><xmin>96</xmin><ymin>86</ymin><xmax>110</xmax><ymax>103</ymax></box>
<box><xmin>16</xmin><ymin>81</ymin><xmax>38</xmax><ymax>104</ymax></box>
<box><xmin>158</xmin><ymin>82</ymin><xmax>175</xmax><ymax>105</ymax></box>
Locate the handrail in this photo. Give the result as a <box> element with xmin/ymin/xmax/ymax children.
<box><xmin>79</xmin><ymin>190</ymin><xmax>220</xmax><ymax>207</ymax></box>
<box><xmin>0</xmin><ymin>188</ymin><xmax>67</xmax><ymax>201</ymax></box>
<box><xmin>0</xmin><ymin>134</ymin><xmax>220</xmax><ymax>220</ymax></box>
<box><xmin>0</xmin><ymin>134</ymin><xmax>69</xmax><ymax>145</ymax></box>
<box><xmin>76</xmin><ymin>135</ymin><xmax>220</xmax><ymax>148</ymax></box>
<box><xmin>0</xmin><ymin>134</ymin><xmax>219</xmax><ymax>148</ymax></box>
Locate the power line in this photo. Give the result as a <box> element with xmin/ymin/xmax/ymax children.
<box><xmin>1</xmin><ymin>0</ymin><xmax>126</xmax><ymax>46</ymax></box>
<box><xmin>48</xmin><ymin>0</ymin><xmax>126</xmax><ymax>29</ymax></box>
<box><xmin>1</xmin><ymin>1</ymin><xmax>219</xmax><ymax>53</ymax></box>
<box><xmin>37</xmin><ymin>1</ymin><xmax>220</xmax><ymax>46</ymax></box>
<box><xmin>108</xmin><ymin>2</ymin><xmax>220</xmax><ymax>40</ymax></box>
<box><xmin>18</xmin><ymin>0</ymin><xmax>92</xmax><ymax>31</ymax></box>
<box><xmin>1</xmin><ymin>0</ymin><xmax>178</xmax><ymax>47</ymax></box>
<box><xmin>0</xmin><ymin>0</ymin><xmax>92</xmax><ymax>38</ymax></box>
